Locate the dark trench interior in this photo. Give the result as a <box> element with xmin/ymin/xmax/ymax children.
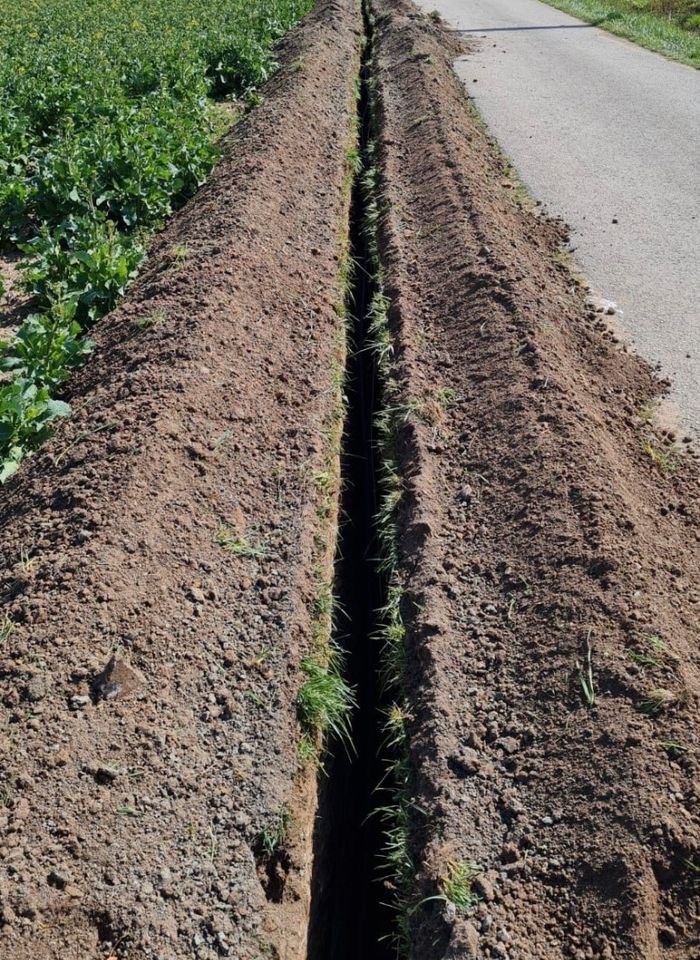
<box><xmin>305</xmin><ymin>41</ymin><xmax>396</xmax><ymax>960</ymax></box>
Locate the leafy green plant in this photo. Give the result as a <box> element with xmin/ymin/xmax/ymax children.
<box><xmin>0</xmin><ymin>300</ymin><xmax>93</xmax><ymax>390</ymax></box>
<box><xmin>0</xmin><ymin>379</ymin><xmax>70</xmax><ymax>482</ymax></box>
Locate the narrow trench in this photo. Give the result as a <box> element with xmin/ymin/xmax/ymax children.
<box><xmin>305</xmin><ymin>28</ymin><xmax>395</xmax><ymax>960</ymax></box>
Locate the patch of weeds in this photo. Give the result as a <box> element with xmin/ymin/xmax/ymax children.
<box><xmin>0</xmin><ymin>781</ymin><xmax>13</xmax><ymax>808</ymax></box>
<box><xmin>409</xmin><ymin>48</ymin><xmax>436</xmax><ymax>64</ymax></box>
<box><xmin>131</xmin><ymin>308</ymin><xmax>167</xmax><ymax>333</ymax></box>
<box><xmin>215</xmin><ymin>524</ymin><xmax>267</xmax><ymax>559</ymax></box>
<box><xmin>575</xmin><ymin>631</ymin><xmax>596</xmax><ymax>707</ymax></box>
<box><xmin>685</xmin><ymin>856</ymin><xmax>700</xmax><ymax>884</ymax></box>
<box><xmin>627</xmin><ymin>635</ymin><xmax>667</xmax><ymax>670</ymax></box>
<box><xmin>346</xmin><ymin>145</ymin><xmax>362</xmax><ymax>177</ymax></box>
<box><xmin>659</xmin><ymin>739</ymin><xmax>687</xmax><ymax>757</ymax></box>
<box><xmin>638</xmin><ymin>400</ymin><xmax>655</xmax><ymax>424</ymax></box>
<box><xmin>245</xmin><ymin>690</ymin><xmax>265</xmax><ymax>708</ymax></box>
<box><xmin>212</xmin><ymin>429</ymin><xmax>233</xmax><ymax>454</ymax></box>
<box><xmin>362</xmin><ymin>145</ymin><xmax>418</xmax><ymax>953</ymax></box>
<box><xmin>407</xmin><ymin>115</ymin><xmax>429</xmax><ymax>133</ymax></box>
<box><xmin>642</xmin><ymin>439</ymin><xmax>677</xmax><ymax>476</ymax></box>
<box><xmin>54</xmin><ymin>418</ymin><xmax>117</xmax><ymax>465</ymax></box>
<box><xmin>0</xmin><ymin>614</ymin><xmax>15</xmax><ymax>646</ymax></box>
<box><xmin>435</xmin><ymin>386</ymin><xmax>456</xmax><ymax>411</ymax></box>
<box><xmin>428</xmin><ymin>9</ymin><xmax>442</xmax><ymax>21</ymax></box>
<box><xmin>297</xmin><ymin>733</ymin><xmax>318</xmax><ymax>767</ymax></box>
<box><xmin>18</xmin><ymin>546</ymin><xmax>35</xmax><ymax>573</ymax></box>
<box><xmin>246</xmin><ymin>646</ymin><xmax>271</xmax><ymax>670</ymax></box>
<box><xmin>439</xmin><ymin>860</ymin><xmax>480</xmax><ymax>911</ymax></box>
<box><xmin>115</xmin><ymin>804</ymin><xmax>143</xmax><ymax>817</ymax></box>
<box><xmin>256</xmin><ymin>807</ymin><xmax>291</xmax><ymax>857</ymax></box>
<box><xmin>170</xmin><ymin>243</ymin><xmax>190</xmax><ymax>267</ymax></box>
<box><xmin>297</xmin><ymin>648</ymin><xmax>355</xmax><ymax>756</ymax></box>
<box><xmin>413</xmin><ymin>860</ymin><xmax>481</xmax><ymax>916</ymax></box>
<box><xmin>639</xmin><ymin>687</ymin><xmax>674</xmax><ymax>715</ymax></box>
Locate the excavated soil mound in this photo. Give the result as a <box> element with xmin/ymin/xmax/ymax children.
<box><xmin>370</xmin><ymin>1</ymin><xmax>700</xmax><ymax>957</ymax></box>
<box><xmin>0</xmin><ymin>2</ymin><xmax>360</xmax><ymax>958</ymax></box>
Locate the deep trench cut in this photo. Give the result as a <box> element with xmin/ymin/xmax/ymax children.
<box><xmin>305</xmin><ymin>30</ymin><xmax>395</xmax><ymax>960</ymax></box>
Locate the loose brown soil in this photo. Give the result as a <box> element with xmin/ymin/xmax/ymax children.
<box><xmin>0</xmin><ymin>2</ymin><xmax>360</xmax><ymax>958</ymax></box>
<box><xmin>1</xmin><ymin>0</ymin><xmax>699</xmax><ymax>958</ymax></box>
<box><xmin>369</xmin><ymin>1</ymin><xmax>700</xmax><ymax>957</ymax></box>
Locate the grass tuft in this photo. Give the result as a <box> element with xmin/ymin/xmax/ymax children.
<box><xmin>642</xmin><ymin>439</ymin><xmax>677</xmax><ymax>475</ymax></box>
<box><xmin>575</xmin><ymin>631</ymin><xmax>596</xmax><ymax>707</ymax></box>
<box><xmin>215</xmin><ymin>524</ymin><xmax>267</xmax><ymax>559</ymax></box>
<box><xmin>297</xmin><ymin>648</ymin><xmax>356</xmax><ymax>755</ymax></box>
<box><xmin>256</xmin><ymin>807</ymin><xmax>290</xmax><ymax>857</ymax></box>
<box><xmin>639</xmin><ymin>687</ymin><xmax>675</xmax><ymax>714</ymax></box>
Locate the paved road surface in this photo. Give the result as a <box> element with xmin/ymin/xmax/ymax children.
<box><xmin>415</xmin><ymin>0</ymin><xmax>700</xmax><ymax>435</ymax></box>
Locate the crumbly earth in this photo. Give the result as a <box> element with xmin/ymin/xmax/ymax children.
<box><xmin>1</xmin><ymin>0</ymin><xmax>699</xmax><ymax>958</ymax></box>
<box><xmin>0</xmin><ymin>2</ymin><xmax>360</xmax><ymax>958</ymax></box>
<box><xmin>369</xmin><ymin>2</ymin><xmax>700</xmax><ymax>958</ymax></box>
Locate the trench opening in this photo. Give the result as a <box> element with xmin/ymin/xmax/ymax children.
<box><xmin>305</xmin><ymin>25</ymin><xmax>396</xmax><ymax>960</ymax></box>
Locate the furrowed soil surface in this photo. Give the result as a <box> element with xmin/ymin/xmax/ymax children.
<box><xmin>0</xmin><ymin>2</ymin><xmax>359</xmax><ymax>958</ymax></box>
<box><xmin>369</xmin><ymin>1</ymin><xmax>700</xmax><ymax>957</ymax></box>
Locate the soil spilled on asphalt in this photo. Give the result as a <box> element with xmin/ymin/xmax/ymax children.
<box><xmin>0</xmin><ymin>0</ymin><xmax>699</xmax><ymax>958</ymax></box>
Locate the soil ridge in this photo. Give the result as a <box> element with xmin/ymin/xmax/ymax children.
<box><xmin>0</xmin><ymin>2</ymin><xmax>361</xmax><ymax>958</ymax></box>
<box><xmin>369</xmin><ymin>1</ymin><xmax>700</xmax><ymax>956</ymax></box>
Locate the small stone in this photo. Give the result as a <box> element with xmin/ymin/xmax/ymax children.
<box><xmin>501</xmin><ymin>842</ymin><xmax>520</xmax><ymax>863</ymax></box>
<box><xmin>13</xmin><ymin>798</ymin><xmax>30</xmax><ymax>821</ymax></box>
<box><xmin>70</xmin><ymin>695</ymin><xmax>90</xmax><ymax>709</ymax></box>
<box><xmin>24</xmin><ymin>676</ymin><xmax>49</xmax><ymax>702</ymax></box>
<box><xmin>445</xmin><ymin>920</ymin><xmax>480</xmax><ymax>959</ymax></box>
<box><xmin>474</xmin><ymin>874</ymin><xmax>495</xmax><ymax>902</ymax></box>
<box><xmin>92</xmin><ymin>657</ymin><xmax>144</xmax><ymax>702</ymax></box>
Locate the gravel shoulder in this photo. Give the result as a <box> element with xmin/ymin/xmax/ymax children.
<box><xmin>370</xmin><ymin>2</ymin><xmax>700</xmax><ymax>956</ymax></box>
<box><xmin>0</xmin><ymin>2</ymin><xmax>359</xmax><ymax>957</ymax></box>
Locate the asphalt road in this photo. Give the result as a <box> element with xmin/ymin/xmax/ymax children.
<box><xmin>414</xmin><ymin>0</ymin><xmax>700</xmax><ymax>435</ymax></box>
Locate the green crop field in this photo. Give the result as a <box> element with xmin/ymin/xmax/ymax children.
<box><xmin>0</xmin><ymin>0</ymin><xmax>311</xmax><ymax>481</ymax></box>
